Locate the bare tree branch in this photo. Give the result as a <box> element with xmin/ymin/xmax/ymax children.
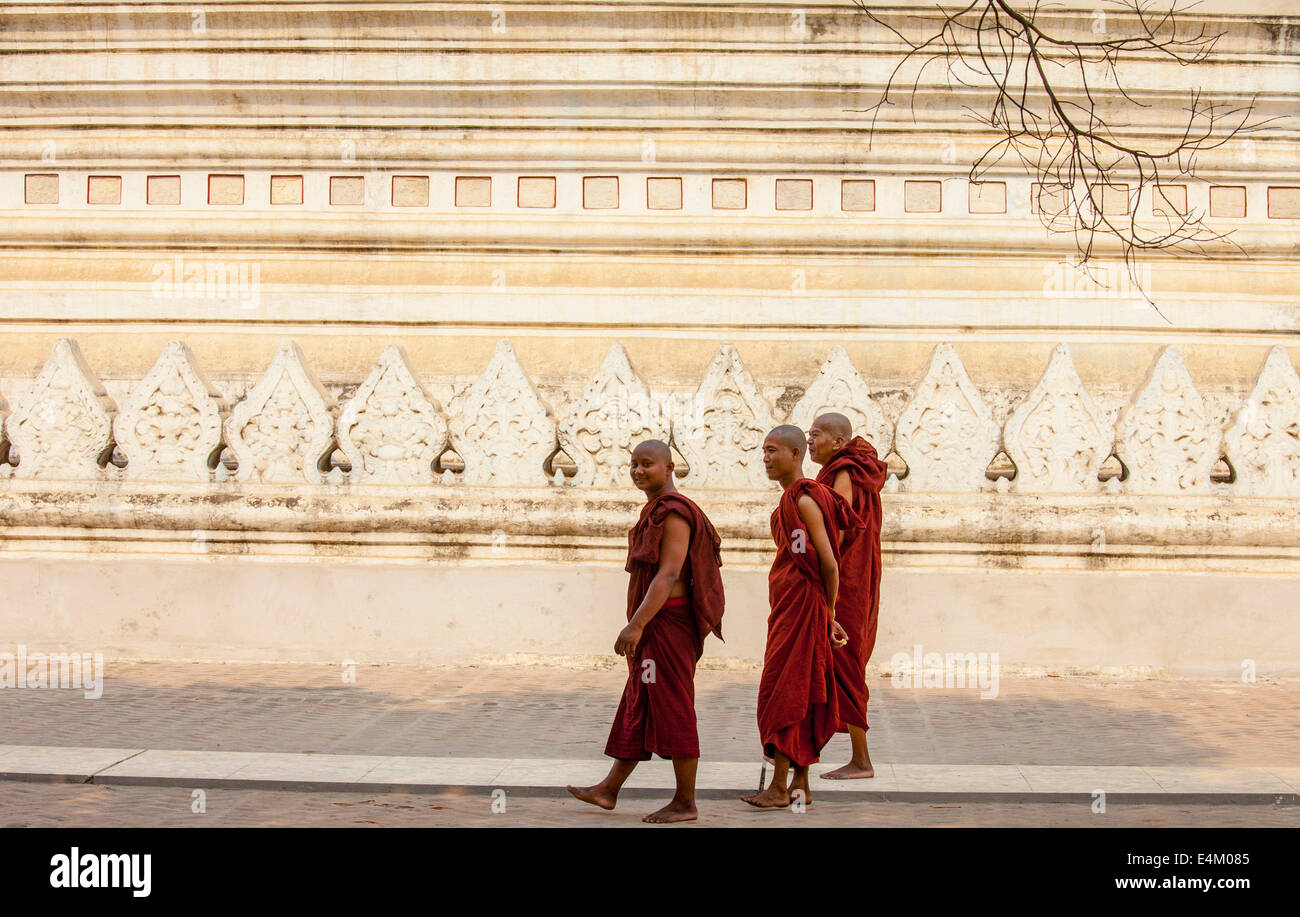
<box><xmin>850</xmin><ymin>0</ymin><xmax>1280</xmax><ymax>313</ymax></box>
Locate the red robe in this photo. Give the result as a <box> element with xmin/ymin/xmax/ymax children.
<box><xmin>758</xmin><ymin>478</ymin><xmax>861</xmax><ymax>766</ymax></box>
<box><xmin>605</xmin><ymin>492</ymin><xmax>725</xmax><ymax>760</ymax></box>
<box><xmin>816</xmin><ymin>436</ymin><xmax>887</xmax><ymax>732</ymax></box>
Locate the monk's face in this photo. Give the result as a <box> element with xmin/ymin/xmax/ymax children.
<box><xmin>629</xmin><ymin>447</ymin><xmax>672</xmax><ymax>492</ymax></box>
<box><xmin>762</xmin><ymin>435</ymin><xmax>802</xmax><ymax>480</ymax></box>
<box><xmin>807</xmin><ymin>421</ymin><xmax>845</xmax><ymax>466</ymax></box>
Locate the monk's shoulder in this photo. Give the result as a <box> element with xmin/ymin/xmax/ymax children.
<box><xmin>793</xmin><ymin>485</ymin><xmax>828</xmax><ymax>519</ymax></box>
<box><xmin>631</xmin><ymin>495</ymin><xmax>676</xmax><ymax>539</ymax></box>
<box><xmin>661</xmin><ymin>510</ymin><xmax>692</xmax><ymax>538</ymax></box>
<box><xmin>813</xmin><ymin>478</ymin><xmax>854</xmax><ymax>516</ymax></box>
<box><xmin>846</xmin><ymin>440</ymin><xmax>888</xmax><ymax>476</ymax></box>
<box><xmin>655</xmin><ymin>493</ymin><xmax>703</xmax><ymax>527</ymax></box>
<box><xmin>803</xmin><ymin>477</ymin><xmax>836</xmax><ymax>498</ymax></box>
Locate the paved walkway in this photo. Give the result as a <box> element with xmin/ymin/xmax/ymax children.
<box><xmin>0</xmin><ymin>662</ymin><xmax>1296</xmax><ymax>826</ymax></box>
<box><xmin>2</xmin><ymin>662</ymin><xmax>1295</xmax><ymax>766</ymax></box>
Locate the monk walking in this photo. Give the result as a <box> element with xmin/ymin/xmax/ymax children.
<box><xmin>742</xmin><ymin>425</ymin><xmax>859</xmax><ymax>809</ymax></box>
<box><xmin>567</xmin><ymin>440</ymin><xmax>726</xmax><ymax>823</ymax></box>
<box><xmin>808</xmin><ymin>413</ymin><xmax>888</xmax><ymax>779</ymax></box>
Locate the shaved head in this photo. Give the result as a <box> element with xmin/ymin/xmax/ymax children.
<box><xmin>632</xmin><ymin>439</ymin><xmax>672</xmax><ymax>463</ymax></box>
<box><xmin>812</xmin><ymin>412</ymin><xmax>853</xmax><ymax>441</ymax></box>
<box><xmin>629</xmin><ymin>438</ymin><xmax>677</xmax><ymax>496</ymax></box>
<box><xmin>765</xmin><ymin>425</ymin><xmax>807</xmax><ymax>456</ymax></box>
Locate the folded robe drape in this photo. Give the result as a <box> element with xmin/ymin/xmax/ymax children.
<box><xmin>815</xmin><ymin>436</ymin><xmax>888</xmax><ymax>732</ymax></box>
<box><xmin>604</xmin><ymin>492</ymin><xmax>725</xmax><ymax>761</ymax></box>
<box><xmin>758</xmin><ymin>478</ymin><xmax>862</xmax><ymax>766</ymax></box>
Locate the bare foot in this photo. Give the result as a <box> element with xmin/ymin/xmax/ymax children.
<box><xmin>820</xmin><ymin>762</ymin><xmax>875</xmax><ymax>780</ymax></box>
<box><xmin>643</xmin><ymin>799</ymin><xmax>698</xmax><ymax>823</ymax></box>
<box><xmin>566</xmin><ymin>784</ymin><xmax>617</xmax><ymax>810</ymax></box>
<box><xmin>740</xmin><ymin>785</ymin><xmax>791</xmax><ymax>808</ymax></box>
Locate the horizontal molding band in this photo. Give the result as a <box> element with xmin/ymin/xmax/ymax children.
<box><xmin>0</xmin><ymin>213</ymin><xmax>1295</xmax><ymax>259</ymax></box>
<box><xmin>3</xmin><ymin>324</ymin><xmax>1298</xmax><ymax>347</ymax></box>
<box><xmin>3</xmin><ymin>294</ymin><xmax>1297</xmax><ymax>338</ymax></box>
<box><xmin>3</xmin><ymin>530</ymin><xmax>1299</xmax><ymax>573</ymax></box>
<box><xmin>0</xmin><ymin>1</ymin><xmax>1291</xmax><ymax>54</ymax></box>
<box><xmin>0</xmin><ymin>133</ymin><xmax>1297</xmax><ymax>178</ymax></box>
<box><xmin>0</xmin><ymin>485</ymin><xmax>1294</xmax><ymax>550</ymax></box>
<box><xmin>3</xmin><ymin>58</ymin><xmax>1294</xmax><ymax>83</ymax></box>
<box><xmin>1</xmin><ymin>87</ymin><xmax>1291</xmax><ymax>134</ymax></box>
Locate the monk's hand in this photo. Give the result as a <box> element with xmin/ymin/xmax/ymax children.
<box><xmin>615</xmin><ymin>623</ymin><xmax>643</xmax><ymax>657</ymax></box>
<box><xmin>830</xmin><ymin>619</ymin><xmax>849</xmax><ymax>649</ymax></box>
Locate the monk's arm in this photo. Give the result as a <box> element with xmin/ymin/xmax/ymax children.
<box><xmin>799</xmin><ymin>495</ymin><xmax>849</xmax><ymax>646</ymax></box>
<box><xmin>832</xmin><ymin>469</ymin><xmax>854</xmax><ymax>547</ymax></box>
<box><xmin>632</xmin><ymin>514</ymin><xmax>691</xmax><ymax>627</ymax></box>
<box><xmin>797</xmin><ymin>495</ymin><xmax>839</xmax><ymax>618</ymax></box>
<box><xmin>615</xmin><ymin>513</ymin><xmax>691</xmax><ymax>656</ymax></box>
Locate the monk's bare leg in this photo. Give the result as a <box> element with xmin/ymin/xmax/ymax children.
<box><xmin>742</xmin><ymin>752</ymin><xmax>792</xmax><ymax>808</ymax></box>
<box><xmin>643</xmin><ymin>757</ymin><xmax>699</xmax><ymax>823</ymax></box>
<box><xmin>790</xmin><ymin>764</ymin><xmax>813</xmax><ymax>807</ymax></box>
<box><xmin>821</xmin><ymin>725</ymin><xmax>875</xmax><ymax>779</ymax></box>
<box><xmin>567</xmin><ymin>758</ymin><xmax>638</xmax><ymax>810</ymax></box>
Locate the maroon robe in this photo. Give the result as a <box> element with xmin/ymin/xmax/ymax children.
<box><xmin>605</xmin><ymin>492</ymin><xmax>725</xmax><ymax>760</ymax></box>
<box><xmin>758</xmin><ymin>478</ymin><xmax>861</xmax><ymax>766</ymax></box>
<box><xmin>816</xmin><ymin>436</ymin><xmax>887</xmax><ymax>732</ymax></box>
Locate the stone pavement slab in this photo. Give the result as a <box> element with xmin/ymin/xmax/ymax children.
<box><xmin>361</xmin><ymin>756</ymin><xmax>511</xmax><ymax>787</ymax></box>
<box><xmin>1018</xmin><ymin>765</ymin><xmax>1164</xmax><ymax>794</ymax></box>
<box><xmin>1268</xmin><ymin>767</ymin><xmax>1300</xmax><ymax>790</ymax></box>
<box><xmin>1142</xmin><ymin>766</ymin><xmax>1296</xmax><ymax>794</ymax></box>
<box><xmin>0</xmin><ymin>745</ymin><xmax>142</xmax><ymax>782</ymax></box>
<box><xmin>100</xmin><ymin>749</ymin><xmax>252</xmax><ymax>780</ymax></box>
<box><xmin>229</xmin><ymin>752</ymin><xmax>393</xmax><ymax>783</ymax></box>
<box><xmin>3</xmin><ymin>744</ymin><xmax>1296</xmax><ymax>804</ymax></box>
<box><xmin>889</xmin><ymin>764</ymin><xmax>1032</xmax><ymax>794</ymax></box>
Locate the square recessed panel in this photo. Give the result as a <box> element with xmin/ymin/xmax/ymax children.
<box><xmin>583</xmin><ymin>176</ymin><xmax>619</xmax><ymax>209</ymax></box>
<box><xmin>455</xmin><ymin>176</ymin><xmax>491</xmax><ymax>207</ymax></box>
<box><xmin>712</xmin><ymin>178</ymin><xmax>746</xmax><ymax>209</ymax></box>
<box><xmin>270</xmin><ymin>174</ymin><xmax>303</xmax><ymax>205</ymax></box>
<box><xmin>330</xmin><ymin>175</ymin><xmax>365</xmax><ymax>206</ymax></box>
<box><xmin>147</xmin><ymin>175</ymin><xmax>181</xmax><ymax>205</ymax></box>
<box><xmin>87</xmin><ymin>175</ymin><xmax>121</xmax><ymax>205</ymax></box>
<box><xmin>1210</xmin><ymin>185</ymin><xmax>1246</xmax><ymax>218</ymax></box>
<box><xmin>1153</xmin><ymin>184</ymin><xmax>1187</xmax><ymax>216</ymax></box>
<box><xmin>841</xmin><ymin>179</ymin><xmax>875</xmax><ymax>212</ymax></box>
<box><xmin>1091</xmin><ymin>184</ymin><xmax>1129</xmax><ymax>215</ymax></box>
<box><xmin>517</xmin><ymin>176</ymin><xmax>556</xmax><ymax>208</ymax></box>
<box><xmin>775</xmin><ymin>178</ymin><xmax>813</xmax><ymax>210</ymax></box>
<box><xmin>646</xmin><ymin>177</ymin><xmax>682</xmax><ymax>210</ymax></box>
<box><xmin>904</xmin><ymin>180</ymin><xmax>941</xmax><ymax>212</ymax></box>
<box><xmin>24</xmin><ymin>173</ymin><xmax>59</xmax><ymax>204</ymax></box>
<box><xmin>208</xmin><ymin>174</ymin><xmax>245</xmax><ymax>205</ymax></box>
<box><xmin>1268</xmin><ymin>186</ymin><xmax>1300</xmax><ymax>219</ymax></box>
<box><xmin>392</xmin><ymin>175</ymin><xmax>429</xmax><ymax>207</ymax></box>
<box><xmin>1031</xmin><ymin>183</ymin><xmax>1071</xmax><ymax>215</ymax></box>
<box><xmin>968</xmin><ymin>181</ymin><xmax>1005</xmax><ymax>213</ymax></box>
